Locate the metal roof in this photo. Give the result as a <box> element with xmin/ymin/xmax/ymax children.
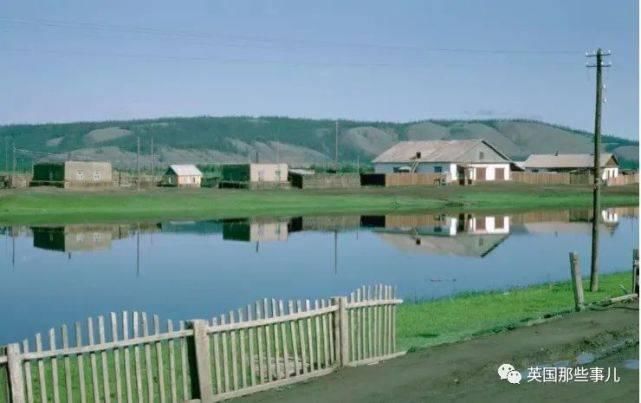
<box><xmin>523</xmin><ymin>153</ymin><xmax>616</xmax><ymax>169</ymax></box>
<box><xmin>168</xmin><ymin>164</ymin><xmax>203</xmax><ymax>176</ymax></box>
<box><xmin>372</xmin><ymin>139</ymin><xmax>510</xmax><ymax>163</ymax></box>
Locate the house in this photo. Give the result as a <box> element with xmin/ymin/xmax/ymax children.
<box><xmin>161</xmin><ymin>164</ymin><xmax>203</xmax><ymax>187</ymax></box>
<box><xmin>221</xmin><ymin>163</ymin><xmax>288</xmax><ymax>186</ymax></box>
<box><xmin>31</xmin><ymin>161</ymin><xmax>113</xmax><ymax>188</ymax></box>
<box><xmin>523</xmin><ymin>153</ymin><xmax>619</xmax><ymax>180</ymax></box>
<box><xmin>372</xmin><ymin>140</ymin><xmax>512</xmax><ymax>183</ymax></box>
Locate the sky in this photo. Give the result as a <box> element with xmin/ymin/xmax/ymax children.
<box><xmin>0</xmin><ymin>0</ymin><xmax>638</xmax><ymax>139</ymax></box>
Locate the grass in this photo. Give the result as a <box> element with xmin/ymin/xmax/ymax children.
<box><xmin>396</xmin><ymin>271</ymin><xmax>635</xmax><ymax>351</ymax></box>
<box><xmin>0</xmin><ymin>183</ymin><xmax>637</xmax><ymax>225</ymax></box>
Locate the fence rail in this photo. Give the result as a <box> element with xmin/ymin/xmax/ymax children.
<box><xmin>1</xmin><ymin>285</ymin><xmax>401</xmax><ymax>403</ymax></box>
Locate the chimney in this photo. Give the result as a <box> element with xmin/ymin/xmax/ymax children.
<box><xmin>554</xmin><ymin>150</ymin><xmax>559</xmax><ymax>156</ymax></box>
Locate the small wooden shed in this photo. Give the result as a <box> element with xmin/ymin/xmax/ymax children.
<box><xmin>161</xmin><ymin>164</ymin><xmax>203</xmax><ymax>187</ymax></box>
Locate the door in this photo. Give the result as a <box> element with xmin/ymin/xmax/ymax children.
<box><xmin>476</xmin><ymin>167</ymin><xmax>486</xmax><ymax>181</ymax></box>
<box><xmin>495</xmin><ymin>168</ymin><xmax>505</xmax><ymax>181</ymax></box>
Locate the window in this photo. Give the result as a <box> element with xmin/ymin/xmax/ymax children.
<box><xmin>479</xmin><ymin>151</ymin><xmax>485</xmax><ymax>160</ymax></box>
<box><xmin>93</xmin><ymin>171</ymin><xmax>101</xmax><ymax>181</ymax></box>
<box><xmin>434</xmin><ymin>166</ymin><xmax>443</xmax><ymax>173</ymax></box>
<box><xmin>76</xmin><ymin>170</ymin><xmax>84</xmax><ymax>180</ymax></box>
<box><xmin>416</xmin><ymin>152</ymin><xmax>422</xmax><ymax>159</ymax></box>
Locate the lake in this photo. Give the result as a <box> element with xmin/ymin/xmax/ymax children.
<box><xmin>0</xmin><ymin>207</ymin><xmax>637</xmax><ymax>345</ymax></box>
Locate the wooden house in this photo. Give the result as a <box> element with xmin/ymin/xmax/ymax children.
<box><xmin>161</xmin><ymin>164</ymin><xmax>203</xmax><ymax>187</ymax></box>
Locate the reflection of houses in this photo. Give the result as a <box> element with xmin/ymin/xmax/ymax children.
<box><xmin>30</xmin><ymin>223</ymin><xmax>162</xmax><ymax>253</ymax></box>
<box><xmin>367</xmin><ymin>213</ymin><xmax>511</xmax><ymax>258</ymax></box>
<box><xmin>513</xmin><ymin>208</ymin><xmax>620</xmax><ymax>235</ymax></box>
<box><xmin>222</xmin><ymin>218</ymin><xmax>289</xmax><ymax>242</ymax></box>
<box><xmin>32</xmin><ymin>226</ymin><xmax>113</xmax><ymax>252</ymax></box>
<box><xmin>159</xmin><ymin>220</ymin><xmax>224</xmax><ymax>235</ymax></box>
<box><xmin>300</xmin><ymin>215</ymin><xmax>361</xmax><ymax>232</ymax></box>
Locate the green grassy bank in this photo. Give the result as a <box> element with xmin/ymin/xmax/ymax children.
<box><xmin>397</xmin><ymin>271</ymin><xmax>635</xmax><ymax>351</ymax></box>
<box><xmin>0</xmin><ymin>183</ymin><xmax>637</xmax><ymax>224</ymax></box>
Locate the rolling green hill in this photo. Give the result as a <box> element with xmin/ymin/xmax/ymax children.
<box><xmin>0</xmin><ymin>116</ymin><xmax>637</xmax><ymax>170</ymax></box>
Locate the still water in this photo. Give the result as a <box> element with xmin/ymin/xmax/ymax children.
<box><xmin>0</xmin><ymin>207</ymin><xmax>637</xmax><ymax>345</ymax></box>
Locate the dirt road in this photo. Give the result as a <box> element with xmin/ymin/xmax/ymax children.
<box><xmin>236</xmin><ymin>304</ymin><xmax>639</xmax><ymax>403</ymax></box>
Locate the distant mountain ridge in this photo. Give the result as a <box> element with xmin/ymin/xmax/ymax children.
<box><xmin>0</xmin><ymin>116</ymin><xmax>637</xmax><ymax>170</ymax></box>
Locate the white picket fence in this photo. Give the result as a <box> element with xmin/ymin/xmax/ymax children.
<box><xmin>1</xmin><ymin>285</ymin><xmax>402</xmax><ymax>402</ymax></box>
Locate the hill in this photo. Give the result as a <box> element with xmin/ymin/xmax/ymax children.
<box><xmin>0</xmin><ymin>116</ymin><xmax>637</xmax><ymax>170</ymax></box>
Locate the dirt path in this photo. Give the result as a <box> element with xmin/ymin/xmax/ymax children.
<box><xmin>236</xmin><ymin>304</ymin><xmax>639</xmax><ymax>403</ymax></box>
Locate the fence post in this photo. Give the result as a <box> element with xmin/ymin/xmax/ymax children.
<box><xmin>569</xmin><ymin>252</ymin><xmax>585</xmax><ymax>311</ymax></box>
<box><xmin>332</xmin><ymin>297</ymin><xmax>349</xmax><ymax>366</ymax></box>
<box><xmin>633</xmin><ymin>249</ymin><xmax>639</xmax><ymax>295</ymax></box>
<box><xmin>187</xmin><ymin>320</ymin><xmax>214</xmax><ymax>402</ymax></box>
<box><xmin>6</xmin><ymin>343</ymin><xmax>25</xmax><ymax>403</ymax></box>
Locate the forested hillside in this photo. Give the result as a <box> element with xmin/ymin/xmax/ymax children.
<box><xmin>1</xmin><ymin>116</ymin><xmax>637</xmax><ymax>170</ymax></box>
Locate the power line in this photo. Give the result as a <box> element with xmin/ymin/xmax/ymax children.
<box><xmin>0</xmin><ymin>17</ymin><xmax>583</xmax><ymax>56</ymax></box>
<box><xmin>0</xmin><ymin>46</ymin><xmax>583</xmax><ymax>70</ymax></box>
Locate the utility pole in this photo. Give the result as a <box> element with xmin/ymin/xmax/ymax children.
<box><xmin>586</xmin><ymin>48</ymin><xmax>611</xmax><ymax>292</ymax></box>
<box><xmin>4</xmin><ymin>137</ymin><xmax>8</xmax><ymax>173</ymax></box>
<box><xmin>12</xmin><ymin>143</ymin><xmax>16</xmax><ymax>179</ymax></box>
<box><xmin>335</xmin><ymin>120</ymin><xmax>339</xmax><ymax>171</ymax></box>
<box><xmin>136</xmin><ymin>137</ymin><xmax>141</xmax><ymax>191</ymax></box>
<box><xmin>150</xmin><ymin>136</ymin><xmax>155</xmax><ymax>179</ymax></box>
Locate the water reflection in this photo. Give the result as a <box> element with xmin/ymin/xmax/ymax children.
<box><xmin>0</xmin><ymin>207</ymin><xmax>634</xmax><ymax>259</ymax></box>
<box><xmin>0</xmin><ymin>207</ymin><xmax>636</xmax><ymax>345</ymax></box>
<box><xmin>364</xmin><ymin>214</ymin><xmax>510</xmax><ymax>258</ymax></box>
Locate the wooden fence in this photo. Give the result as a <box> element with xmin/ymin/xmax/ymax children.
<box><xmin>0</xmin><ymin>285</ymin><xmax>402</xmax><ymax>403</ymax></box>
<box><xmin>606</xmin><ymin>173</ymin><xmax>639</xmax><ymax>187</ymax></box>
<box><xmin>511</xmin><ymin>172</ymin><xmax>571</xmax><ymax>185</ymax></box>
<box><xmin>361</xmin><ymin>173</ymin><xmax>445</xmax><ymax>187</ymax></box>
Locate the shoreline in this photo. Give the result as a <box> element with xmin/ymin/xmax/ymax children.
<box><xmin>396</xmin><ymin>271</ymin><xmax>636</xmax><ymax>351</ymax></box>
<box><xmin>0</xmin><ymin>183</ymin><xmax>637</xmax><ymax>225</ymax></box>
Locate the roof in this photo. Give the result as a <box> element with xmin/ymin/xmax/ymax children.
<box><xmin>523</xmin><ymin>153</ymin><xmax>617</xmax><ymax>169</ymax></box>
<box><xmin>168</xmin><ymin>164</ymin><xmax>202</xmax><ymax>176</ymax></box>
<box><xmin>289</xmin><ymin>168</ymin><xmax>315</xmax><ymax>176</ymax></box>
<box><xmin>372</xmin><ymin>139</ymin><xmax>511</xmax><ymax>164</ymax></box>
<box><xmin>376</xmin><ymin>231</ymin><xmax>509</xmax><ymax>258</ymax></box>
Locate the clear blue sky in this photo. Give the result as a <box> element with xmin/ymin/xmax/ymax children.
<box><xmin>0</xmin><ymin>0</ymin><xmax>638</xmax><ymax>139</ymax></box>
